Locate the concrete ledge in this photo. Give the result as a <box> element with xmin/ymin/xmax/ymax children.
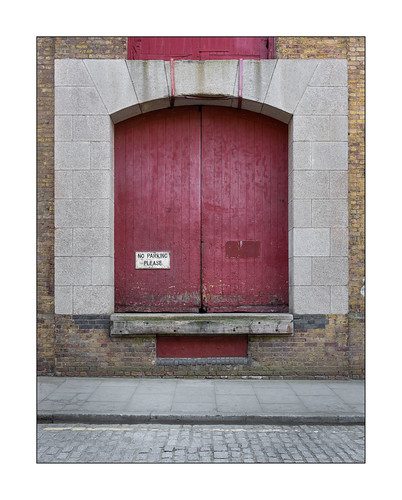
<box><xmin>110</xmin><ymin>313</ymin><xmax>294</xmax><ymax>336</ymax></box>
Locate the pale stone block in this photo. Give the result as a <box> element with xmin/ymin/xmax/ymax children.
<box><xmin>126</xmin><ymin>60</ymin><xmax>170</xmax><ymax>113</ymax></box>
<box><xmin>55</xmin><ymin>228</ymin><xmax>73</xmax><ymax>256</ymax></box>
<box><xmin>295</xmin><ymin>87</ymin><xmax>348</xmax><ymax>115</ymax></box>
<box><xmin>164</xmin><ymin>60</ymin><xmax>172</xmax><ymax>88</ymax></box>
<box><xmin>331</xmin><ymin>227</ymin><xmax>348</xmax><ymax>256</ymax></box>
<box><xmin>291</xmin><ymin>142</ymin><xmax>312</xmax><ymax>171</ymax></box>
<box><xmin>55</xmin><ymin>286</ymin><xmax>73</xmax><ymax>314</ymax></box>
<box><xmin>55</xmin><ymin>199</ymin><xmax>91</xmax><ymax>228</ymax></box>
<box><xmin>174</xmin><ymin>60</ymin><xmax>238</xmax><ymax>98</ymax></box>
<box><xmin>312</xmin><ymin>142</ymin><xmax>348</xmax><ymax>170</ymax></box>
<box><xmin>292</xmin><ymin>285</ymin><xmax>331</xmax><ymax>314</ymax></box>
<box><xmin>91</xmin><ymin>199</ymin><xmax>113</xmax><ymax>227</ymax></box>
<box><xmin>238</xmin><ymin>99</ymin><xmax>263</xmax><ymax>114</ymax></box>
<box><xmin>291</xmin><ymin>257</ymin><xmax>312</xmax><ymax>285</ymax></box>
<box><xmin>55</xmin><ymin>116</ymin><xmax>72</xmax><ymax>141</ymax></box>
<box><xmin>288</xmin><ymin>137</ymin><xmax>293</xmax><ymax>174</ymax></box>
<box><xmin>289</xmin><ymin>284</ymin><xmax>294</xmax><ymax>312</ymax></box>
<box><xmin>288</xmin><ymin>168</ymin><xmax>293</xmax><ymax>203</ymax></box>
<box><xmin>55</xmin><ymin>142</ymin><xmax>90</xmax><ymax>170</ymax></box>
<box><xmin>55</xmin><ymin>171</ymin><xmax>72</xmax><ymax>199</ymax></box>
<box><xmin>55</xmin><ymin>59</ymin><xmax>93</xmax><ymax>86</ymax></box>
<box><xmin>55</xmin><ymin>87</ymin><xmax>108</xmax><ymax>115</ymax></box>
<box><xmin>288</xmin><ymin>228</ymin><xmax>294</xmax><ymax>259</ymax></box>
<box><xmin>312</xmin><ymin>199</ymin><xmax>348</xmax><ymax>227</ymax></box>
<box><xmin>330</xmin><ymin>171</ymin><xmax>348</xmax><ymax>198</ymax></box>
<box><xmin>290</xmin><ymin>199</ymin><xmax>312</xmax><ymax>227</ymax></box>
<box><xmin>265</xmin><ymin>59</ymin><xmax>318</xmax><ymax>115</ymax></box>
<box><xmin>260</xmin><ymin>103</ymin><xmax>292</xmax><ymax>123</ymax></box>
<box><xmin>73</xmin><ymin>170</ymin><xmax>112</xmax><ymax>199</ymax></box>
<box><xmin>84</xmin><ymin>59</ymin><xmax>139</xmax><ymax>119</ymax></box>
<box><xmin>109</xmin><ymin>104</ymin><xmax>142</xmax><ymax>123</ymax></box>
<box><xmin>55</xmin><ymin>257</ymin><xmax>92</xmax><ymax>285</ymax></box>
<box><xmin>329</xmin><ymin>115</ymin><xmax>348</xmax><ymax>141</ymax></box>
<box><xmin>310</xmin><ymin>60</ymin><xmax>348</xmax><ymax>87</ymax></box>
<box><xmin>288</xmin><ymin>116</ymin><xmax>294</xmax><ymax>143</ymax></box>
<box><xmin>90</xmin><ymin>142</ymin><xmax>112</xmax><ymax>170</ymax></box>
<box><xmin>292</xmin><ymin>116</ymin><xmax>330</xmax><ymax>141</ymax></box>
<box><xmin>92</xmin><ymin>257</ymin><xmax>114</xmax><ymax>285</ymax></box>
<box><xmin>292</xmin><ymin>171</ymin><xmax>330</xmax><ymax>199</ymax></box>
<box><xmin>73</xmin><ymin>228</ymin><xmax>112</xmax><ymax>256</ymax></box>
<box><xmin>293</xmin><ymin>228</ymin><xmax>330</xmax><ymax>256</ymax></box>
<box><xmin>73</xmin><ymin>286</ymin><xmax>114</xmax><ymax>314</ymax></box>
<box><xmin>331</xmin><ymin>286</ymin><xmax>348</xmax><ymax>314</ymax></box>
<box><xmin>174</xmin><ymin>96</ymin><xmax>234</xmax><ymax>109</ymax></box>
<box><xmin>72</xmin><ymin>115</ymin><xmax>112</xmax><ymax>142</ymax></box>
<box><xmin>139</xmin><ymin>99</ymin><xmax>172</xmax><ymax>114</ymax></box>
<box><xmin>242</xmin><ymin>60</ymin><xmax>276</xmax><ymax>106</ymax></box>
<box><xmin>312</xmin><ymin>257</ymin><xmax>348</xmax><ymax>285</ymax></box>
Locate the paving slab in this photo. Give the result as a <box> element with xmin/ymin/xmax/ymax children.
<box><xmin>37</xmin><ymin>376</ymin><xmax>364</xmax><ymax>425</ymax></box>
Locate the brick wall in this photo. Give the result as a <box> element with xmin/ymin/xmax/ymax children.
<box><xmin>276</xmin><ymin>36</ymin><xmax>348</xmax><ymax>59</ymax></box>
<box><xmin>51</xmin><ymin>315</ymin><xmax>350</xmax><ymax>379</ymax></box>
<box><xmin>54</xmin><ymin>315</ymin><xmax>156</xmax><ymax>377</ymax></box>
<box><xmin>53</xmin><ymin>37</ymin><xmax>127</xmax><ymax>59</ymax></box>
<box><xmin>345</xmin><ymin>38</ymin><xmax>365</xmax><ymax>377</ymax></box>
<box><xmin>37</xmin><ymin>37</ymin><xmax>127</xmax><ymax>374</ymax></box>
<box><xmin>37</xmin><ymin>36</ymin><xmax>365</xmax><ymax>378</ymax></box>
<box><xmin>276</xmin><ymin>36</ymin><xmax>365</xmax><ymax>378</ymax></box>
<box><xmin>249</xmin><ymin>315</ymin><xmax>349</xmax><ymax>378</ymax></box>
<box><xmin>37</xmin><ymin>37</ymin><xmax>56</xmax><ymax>373</ymax></box>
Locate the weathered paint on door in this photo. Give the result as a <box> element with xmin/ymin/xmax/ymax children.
<box><xmin>114</xmin><ymin>107</ymin><xmax>201</xmax><ymax>312</ymax></box>
<box><xmin>201</xmin><ymin>107</ymin><xmax>288</xmax><ymax>312</ymax></box>
<box><xmin>114</xmin><ymin>106</ymin><xmax>288</xmax><ymax>313</ymax></box>
<box><xmin>127</xmin><ymin>37</ymin><xmax>270</xmax><ymax>60</ymax></box>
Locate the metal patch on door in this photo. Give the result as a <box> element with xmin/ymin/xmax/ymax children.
<box><xmin>135</xmin><ymin>252</ymin><xmax>171</xmax><ymax>269</ymax></box>
<box><xmin>225</xmin><ymin>241</ymin><xmax>261</xmax><ymax>258</ymax></box>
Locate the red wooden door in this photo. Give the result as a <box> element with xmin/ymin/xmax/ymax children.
<box><xmin>201</xmin><ymin>108</ymin><xmax>288</xmax><ymax>312</ymax></box>
<box><xmin>114</xmin><ymin>107</ymin><xmax>201</xmax><ymax>312</ymax></box>
<box><xmin>114</xmin><ymin>107</ymin><xmax>288</xmax><ymax>313</ymax></box>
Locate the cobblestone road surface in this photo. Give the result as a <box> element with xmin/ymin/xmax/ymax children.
<box><xmin>37</xmin><ymin>424</ymin><xmax>364</xmax><ymax>463</ymax></box>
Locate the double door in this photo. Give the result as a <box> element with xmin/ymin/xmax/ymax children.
<box><xmin>115</xmin><ymin>106</ymin><xmax>288</xmax><ymax>313</ymax></box>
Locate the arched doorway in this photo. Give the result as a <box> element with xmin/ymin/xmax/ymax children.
<box><xmin>114</xmin><ymin>106</ymin><xmax>288</xmax><ymax>313</ymax></box>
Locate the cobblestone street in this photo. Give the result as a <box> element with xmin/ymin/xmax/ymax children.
<box><xmin>37</xmin><ymin>423</ymin><xmax>364</xmax><ymax>463</ymax></box>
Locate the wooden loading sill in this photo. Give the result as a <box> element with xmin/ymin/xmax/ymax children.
<box><xmin>110</xmin><ymin>313</ymin><xmax>294</xmax><ymax>336</ymax></box>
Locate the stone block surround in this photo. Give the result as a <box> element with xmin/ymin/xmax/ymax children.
<box><xmin>54</xmin><ymin>58</ymin><xmax>348</xmax><ymax>316</ymax></box>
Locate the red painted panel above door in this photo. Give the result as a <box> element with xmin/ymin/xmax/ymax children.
<box><xmin>201</xmin><ymin>107</ymin><xmax>288</xmax><ymax>312</ymax></box>
<box><xmin>114</xmin><ymin>107</ymin><xmax>202</xmax><ymax>312</ymax></box>
<box><xmin>127</xmin><ymin>37</ymin><xmax>270</xmax><ymax>60</ymax></box>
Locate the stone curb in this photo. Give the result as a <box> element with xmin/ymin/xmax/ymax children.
<box><xmin>37</xmin><ymin>413</ymin><xmax>364</xmax><ymax>426</ymax></box>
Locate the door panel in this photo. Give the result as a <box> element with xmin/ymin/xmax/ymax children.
<box><xmin>201</xmin><ymin>107</ymin><xmax>288</xmax><ymax>312</ymax></box>
<box><xmin>115</xmin><ymin>106</ymin><xmax>288</xmax><ymax>313</ymax></box>
<box><xmin>114</xmin><ymin>107</ymin><xmax>201</xmax><ymax>312</ymax></box>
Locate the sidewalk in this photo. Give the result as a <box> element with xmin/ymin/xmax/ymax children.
<box><xmin>37</xmin><ymin>377</ymin><xmax>364</xmax><ymax>425</ymax></box>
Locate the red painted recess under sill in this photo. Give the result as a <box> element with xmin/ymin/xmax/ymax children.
<box><xmin>157</xmin><ymin>335</ymin><xmax>247</xmax><ymax>358</ymax></box>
